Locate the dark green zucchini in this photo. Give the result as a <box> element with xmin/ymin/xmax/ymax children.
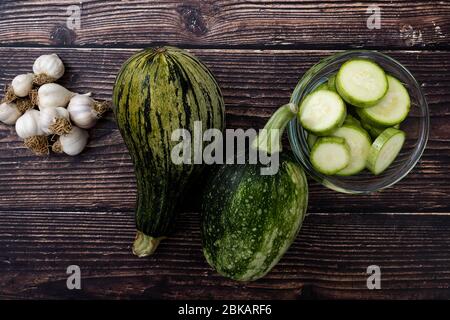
<box><xmin>201</xmin><ymin>103</ymin><xmax>309</xmax><ymax>281</ymax></box>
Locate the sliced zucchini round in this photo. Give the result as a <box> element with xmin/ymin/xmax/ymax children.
<box><xmin>358</xmin><ymin>75</ymin><xmax>410</xmax><ymax>126</ymax></box>
<box><xmin>306</xmin><ymin>133</ymin><xmax>318</xmax><ymax>149</ymax></box>
<box><xmin>313</xmin><ymin>82</ymin><xmax>329</xmax><ymax>92</ymax></box>
<box><xmin>366</xmin><ymin>128</ymin><xmax>405</xmax><ymax>175</ymax></box>
<box><xmin>310</xmin><ymin>136</ymin><xmax>350</xmax><ymax>175</ymax></box>
<box><xmin>360</xmin><ymin>120</ymin><xmax>401</xmax><ymax>139</ymax></box>
<box><xmin>336</xmin><ymin>59</ymin><xmax>388</xmax><ymax>108</ymax></box>
<box><xmin>344</xmin><ymin>114</ymin><xmax>361</xmax><ymax>127</ymax></box>
<box><xmin>299</xmin><ymin>89</ymin><xmax>346</xmax><ymax>136</ymax></box>
<box><xmin>327</xmin><ymin>74</ymin><xmax>337</xmax><ymax>92</ymax></box>
<box><xmin>332</xmin><ymin>124</ymin><xmax>372</xmax><ymax>176</ymax></box>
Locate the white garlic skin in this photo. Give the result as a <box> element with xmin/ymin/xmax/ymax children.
<box><xmin>0</xmin><ymin>102</ymin><xmax>22</xmax><ymax>125</ymax></box>
<box><xmin>39</xmin><ymin>107</ymin><xmax>70</xmax><ymax>134</ymax></box>
<box><xmin>15</xmin><ymin>110</ymin><xmax>45</xmax><ymax>139</ymax></box>
<box><xmin>38</xmin><ymin>83</ymin><xmax>76</xmax><ymax>109</ymax></box>
<box><xmin>33</xmin><ymin>53</ymin><xmax>65</xmax><ymax>80</ymax></box>
<box><xmin>60</xmin><ymin>126</ymin><xmax>89</xmax><ymax>156</ymax></box>
<box><xmin>67</xmin><ymin>95</ymin><xmax>99</xmax><ymax>129</ymax></box>
<box><xmin>11</xmin><ymin>73</ymin><xmax>34</xmax><ymax>97</ymax></box>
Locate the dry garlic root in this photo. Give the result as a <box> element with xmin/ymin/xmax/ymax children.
<box><xmin>52</xmin><ymin>126</ymin><xmax>89</xmax><ymax>156</ymax></box>
<box><xmin>0</xmin><ymin>52</ymin><xmax>108</xmax><ymax>157</ymax></box>
<box><xmin>15</xmin><ymin>97</ymin><xmax>35</xmax><ymax>113</ymax></box>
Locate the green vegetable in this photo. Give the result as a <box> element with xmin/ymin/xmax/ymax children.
<box><xmin>112</xmin><ymin>47</ymin><xmax>225</xmax><ymax>256</ymax></box>
<box><xmin>332</xmin><ymin>124</ymin><xmax>372</xmax><ymax>176</ymax></box>
<box><xmin>312</xmin><ymin>82</ymin><xmax>328</xmax><ymax>92</ymax></box>
<box><xmin>336</xmin><ymin>59</ymin><xmax>388</xmax><ymax>108</ymax></box>
<box><xmin>306</xmin><ymin>132</ymin><xmax>318</xmax><ymax>149</ymax></box>
<box><xmin>360</xmin><ymin>120</ymin><xmax>400</xmax><ymax>139</ymax></box>
<box><xmin>327</xmin><ymin>74</ymin><xmax>337</xmax><ymax>92</ymax></box>
<box><xmin>344</xmin><ymin>114</ymin><xmax>361</xmax><ymax>127</ymax></box>
<box><xmin>300</xmin><ymin>57</ymin><xmax>411</xmax><ymax>178</ymax></box>
<box><xmin>310</xmin><ymin>136</ymin><xmax>351</xmax><ymax>175</ymax></box>
<box><xmin>366</xmin><ymin>128</ymin><xmax>405</xmax><ymax>175</ymax></box>
<box><xmin>299</xmin><ymin>89</ymin><xmax>346</xmax><ymax>136</ymax></box>
<box><xmin>357</xmin><ymin>75</ymin><xmax>410</xmax><ymax>126</ymax></box>
<box><xmin>360</xmin><ymin>120</ymin><xmax>386</xmax><ymax>139</ymax></box>
<box><xmin>202</xmin><ymin>103</ymin><xmax>308</xmax><ymax>281</ymax></box>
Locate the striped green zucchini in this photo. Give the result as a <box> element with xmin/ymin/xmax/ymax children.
<box><xmin>202</xmin><ymin>154</ymin><xmax>308</xmax><ymax>281</ymax></box>
<box><xmin>112</xmin><ymin>47</ymin><xmax>225</xmax><ymax>257</ymax></box>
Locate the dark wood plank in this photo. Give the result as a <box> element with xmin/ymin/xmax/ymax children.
<box><xmin>1</xmin><ymin>210</ymin><xmax>450</xmax><ymax>299</ymax></box>
<box><xmin>0</xmin><ymin>1</ymin><xmax>449</xmax><ymax>49</ymax></box>
<box><xmin>0</xmin><ymin>47</ymin><xmax>449</xmax><ymax>214</ymax></box>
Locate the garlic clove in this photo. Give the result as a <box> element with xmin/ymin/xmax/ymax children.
<box><xmin>58</xmin><ymin>126</ymin><xmax>89</xmax><ymax>156</ymax></box>
<box><xmin>40</xmin><ymin>107</ymin><xmax>71</xmax><ymax>135</ymax></box>
<box><xmin>33</xmin><ymin>53</ymin><xmax>65</xmax><ymax>83</ymax></box>
<box><xmin>37</xmin><ymin>83</ymin><xmax>77</xmax><ymax>109</ymax></box>
<box><xmin>0</xmin><ymin>102</ymin><xmax>22</xmax><ymax>125</ymax></box>
<box><xmin>67</xmin><ymin>94</ymin><xmax>109</xmax><ymax>129</ymax></box>
<box><xmin>67</xmin><ymin>95</ymin><xmax>99</xmax><ymax>129</ymax></box>
<box><xmin>15</xmin><ymin>109</ymin><xmax>45</xmax><ymax>139</ymax></box>
<box><xmin>11</xmin><ymin>73</ymin><xmax>34</xmax><ymax>97</ymax></box>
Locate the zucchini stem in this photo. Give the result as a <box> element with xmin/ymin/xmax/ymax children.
<box><xmin>252</xmin><ymin>103</ymin><xmax>298</xmax><ymax>154</ymax></box>
<box><xmin>132</xmin><ymin>231</ymin><xmax>162</xmax><ymax>257</ymax></box>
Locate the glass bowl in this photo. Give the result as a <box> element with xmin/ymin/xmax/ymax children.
<box><xmin>287</xmin><ymin>50</ymin><xmax>429</xmax><ymax>194</ymax></box>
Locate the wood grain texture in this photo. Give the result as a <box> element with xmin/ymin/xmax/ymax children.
<box><xmin>1</xmin><ymin>210</ymin><xmax>450</xmax><ymax>299</ymax></box>
<box><xmin>0</xmin><ymin>1</ymin><xmax>448</xmax><ymax>49</ymax></box>
<box><xmin>0</xmin><ymin>48</ymin><xmax>448</xmax><ymax>214</ymax></box>
<box><xmin>0</xmin><ymin>0</ymin><xmax>449</xmax><ymax>299</ymax></box>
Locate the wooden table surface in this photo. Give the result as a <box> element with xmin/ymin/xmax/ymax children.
<box><xmin>0</xmin><ymin>1</ymin><xmax>449</xmax><ymax>300</ymax></box>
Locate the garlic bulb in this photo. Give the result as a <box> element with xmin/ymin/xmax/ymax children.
<box><xmin>67</xmin><ymin>95</ymin><xmax>109</xmax><ymax>129</ymax></box>
<box><xmin>11</xmin><ymin>73</ymin><xmax>34</xmax><ymax>97</ymax></box>
<box><xmin>0</xmin><ymin>102</ymin><xmax>21</xmax><ymax>125</ymax></box>
<box><xmin>16</xmin><ymin>110</ymin><xmax>44</xmax><ymax>139</ymax></box>
<box><xmin>40</xmin><ymin>107</ymin><xmax>71</xmax><ymax>135</ymax></box>
<box><xmin>33</xmin><ymin>53</ymin><xmax>65</xmax><ymax>84</ymax></box>
<box><xmin>37</xmin><ymin>83</ymin><xmax>78</xmax><ymax>109</ymax></box>
<box><xmin>53</xmin><ymin>126</ymin><xmax>88</xmax><ymax>156</ymax></box>
<box><xmin>15</xmin><ymin>110</ymin><xmax>48</xmax><ymax>156</ymax></box>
